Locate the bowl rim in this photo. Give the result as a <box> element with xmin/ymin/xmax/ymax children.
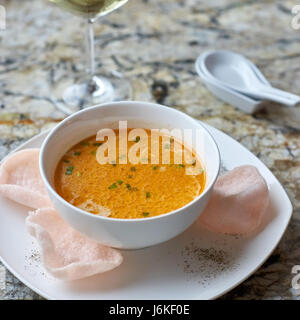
<box><xmin>40</xmin><ymin>101</ymin><xmax>220</xmax><ymax>223</ymax></box>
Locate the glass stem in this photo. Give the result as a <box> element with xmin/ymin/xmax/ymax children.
<box><xmin>86</xmin><ymin>19</ymin><xmax>96</xmax><ymax>78</ymax></box>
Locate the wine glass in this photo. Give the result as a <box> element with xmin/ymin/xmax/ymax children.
<box><xmin>48</xmin><ymin>0</ymin><xmax>131</xmax><ymax>114</ymax></box>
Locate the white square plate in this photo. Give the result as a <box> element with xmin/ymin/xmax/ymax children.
<box><xmin>0</xmin><ymin>123</ymin><xmax>292</xmax><ymax>300</ymax></box>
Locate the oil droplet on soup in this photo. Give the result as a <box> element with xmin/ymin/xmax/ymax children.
<box><xmin>54</xmin><ymin>129</ymin><xmax>206</xmax><ymax>219</ymax></box>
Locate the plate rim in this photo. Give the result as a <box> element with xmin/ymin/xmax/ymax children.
<box><xmin>0</xmin><ymin>125</ymin><xmax>293</xmax><ymax>300</ymax></box>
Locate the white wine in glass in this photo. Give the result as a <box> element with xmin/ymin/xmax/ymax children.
<box><xmin>49</xmin><ymin>0</ymin><xmax>128</xmax><ymax>20</ymax></box>
<box><xmin>48</xmin><ymin>0</ymin><xmax>131</xmax><ymax>114</ymax></box>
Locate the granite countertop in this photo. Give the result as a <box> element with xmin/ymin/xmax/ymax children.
<box><xmin>0</xmin><ymin>0</ymin><xmax>299</xmax><ymax>300</ymax></box>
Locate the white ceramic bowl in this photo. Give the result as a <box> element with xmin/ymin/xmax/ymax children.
<box><xmin>40</xmin><ymin>101</ymin><xmax>220</xmax><ymax>249</ymax></box>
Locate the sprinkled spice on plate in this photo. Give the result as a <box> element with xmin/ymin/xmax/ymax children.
<box><xmin>179</xmin><ymin>241</ymin><xmax>239</xmax><ymax>286</ymax></box>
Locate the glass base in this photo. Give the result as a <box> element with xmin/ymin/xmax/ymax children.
<box><xmin>52</xmin><ymin>72</ymin><xmax>132</xmax><ymax>115</ymax></box>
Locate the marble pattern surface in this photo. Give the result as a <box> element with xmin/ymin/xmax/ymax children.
<box><xmin>0</xmin><ymin>0</ymin><xmax>299</xmax><ymax>300</ymax></box>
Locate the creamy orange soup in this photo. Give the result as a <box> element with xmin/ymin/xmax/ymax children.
<box><xmin>54</xmin><ymin>129</ymin><xmax>206</xmax><ymax>219</ymax></box>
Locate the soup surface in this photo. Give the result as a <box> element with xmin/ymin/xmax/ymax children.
<box><xmin>54</xmin><ymin>129</ymin><xmax>206</xmax><ymax>219</ymax></box>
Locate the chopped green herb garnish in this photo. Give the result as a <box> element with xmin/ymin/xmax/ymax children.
<box><xmin>146</xmin><ymin>192</ymin><xmax>151</xmax><ymax>198</ymax></box>
<box><xmin>109</xmin><ymin>183</ymin><xmax>117</xmax><ymax>190</ymax></box>
<box><xmin>63</xmin><ymin>159</ymin><xmax>70</xmax><ymax>163</ymax></box>
<box><xmin>76</xmin><ymin>171</ymin><xmax>82</xmax><ymax>177</ymax></box>
<box><xmin>153</xmin><ymin>166</ymin><xmax>159</xmax><ymax>170</ymax></box>
<box><xmin>126</xmin><ymin>184</ymin><xmax>132</xmax><ymax>190</ymax></box>
<box><xmin>130</xmin><ymin>167</ymin><xmax>136</xmax><ymax>172</ymax></box>
<box><xmin>73</xmin><ymin>151</ymin><xmax>81</xmax><ymax>156</ymax></box>
<box><xmin>135</xmin><ymin>136</ymin><xmax>140</xmax><ymax>142</ymax></box>
<box><xmin>80</xmin><ymin>141</ymin><xmax>90</xmax><ymax>146</ymax></box>
<box><xmin>175</xmin><ymin>164</ymin><xmax>185</xmax><ymax>168</ymax></box>
<box><xmin>117</xmin><ymin>180</ymin><xmax>123</xmax><ymax>185</ymax></box>
<box><xmin>93</xmin><ymin>142</ymin><xmax>103</xmax><ymax>146</ymax></box>
<box><xmin>142</xmin><ymin>212</ymin><xmax>149</xmax><ymax>217</ymax></box>
<box><xmin>65</xmin><ymin>166</ymin><xmax>74</xmax><ymax>175</ymax></box>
